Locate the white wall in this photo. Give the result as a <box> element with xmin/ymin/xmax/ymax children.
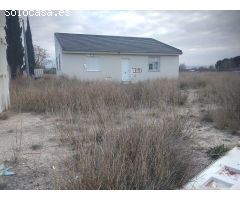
<box><xmin>55</xmin><ymin>38</ymin><xmax>180</xmax><ymax>82</ymax></box>
<box><xmin>0</xmin><ymin>11</ymin><xmax>10</xmax><ymax>113</ymax></box>
<box><xmin>55</xmin><ymin>36</ymin><xmax>63</xmax><ymax>76</ymax></box>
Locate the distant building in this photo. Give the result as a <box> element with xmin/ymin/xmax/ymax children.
<box><xmin>54</xmin><ymin>33</ymin><xmax>182</xmax><ymax>82</ymax></box>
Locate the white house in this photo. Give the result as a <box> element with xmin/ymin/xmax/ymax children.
<box><xmin>54</xmin><ymin>33</ymin><xmax>182</xmax><ymax>82</ymax></box>
<box><xmin>0</xmin><ymin>11</ymin><xmax>10</xmax><ymax>113</ymax></box>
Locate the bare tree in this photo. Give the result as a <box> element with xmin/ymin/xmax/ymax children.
<box><xmin>34</xmin><ymin>45</ymin><xmax>50</xmax><ymax>69</ymax></box>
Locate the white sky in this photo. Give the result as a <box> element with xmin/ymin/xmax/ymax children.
<box><xmin>28</xmin><ymin>10</ymin><xmax>240</xmax><ymax>66</ymax></box>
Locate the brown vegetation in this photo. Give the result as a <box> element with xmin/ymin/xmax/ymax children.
<box><xmin>55</xmin><ymin>110</ymin><xmax>193</xmax><ymax>189</ymax></box>
<box><xmin>8</xmin><ymin>72</ymin><xmax>240</xmax><ymax>189</ymax></box>
<box><xmin>10</xmin><ymin>77</ymin><xmax>187</xmax><ymax>113</ymax></box>
<box><xmin>179</xmin><ymin>72</ymin><xmax>240</xmax><ymax>132</ymax></box>
<box><xmin>10</xmin><ymin>76</ymin><xmax>191</xmax><ymax>189</ymax></box>
<box><xmin>199</xmin><ymin>73</ymin><xmax>240</xmax><ymax>131</ymax></box>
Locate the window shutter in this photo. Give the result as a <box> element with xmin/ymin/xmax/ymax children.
<box><xmin>86</xmin><ymin>57</ymin><xmax>100</xmax><ymax>71</ymax></box>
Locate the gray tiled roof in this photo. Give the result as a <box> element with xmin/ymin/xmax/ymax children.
<box><xmin>55</xmin><ymin>33</ymin><xmax>182</xmax><ymax>55</ymax></box>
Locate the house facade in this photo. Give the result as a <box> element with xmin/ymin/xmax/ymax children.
<box><xmin>0</xmin><ymin>11</ymin><xmax>10</xmax><ymax>113</ymax></box>
<box><xmin>55</xmin><ymin>33</ymin><xmax>182</xmax><ymax>82</ymax></box>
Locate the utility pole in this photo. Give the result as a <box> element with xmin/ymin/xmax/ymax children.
<box><xmin>20</xmin><ymin>18</ymin><xmax>30</xmax><ymax>77</ymax></box>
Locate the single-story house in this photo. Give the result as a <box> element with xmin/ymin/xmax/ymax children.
<box><xmin>0</xmin><ymin>11</ymin><xmax>10</xmax><ymax>113</ymax></box>
<box><xmin>54</xmin><ymin>33</ymin><xmax>182</xmax><ymax>82</ymax></box>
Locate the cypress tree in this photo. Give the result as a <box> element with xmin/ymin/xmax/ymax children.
<box><xmin>25</xmin><ymin>16</ymin><xmax>36</xmax><ymax>76</ymax></box>
<box><xmin>5</xmin><ymin>10</ymin><xmax>24</xmax><ymax>79</ymax></box>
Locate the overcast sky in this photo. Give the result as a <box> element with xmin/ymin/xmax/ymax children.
<box><xmin>28</xmin><ymin>10</ymin><xmax>240</xmax><ymax>66</ymax></box>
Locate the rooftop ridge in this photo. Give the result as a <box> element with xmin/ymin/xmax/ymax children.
<box><xmin>54</xmin><ymin>32</ymin><xmax>153</xmax><ymax>40</ymax></box>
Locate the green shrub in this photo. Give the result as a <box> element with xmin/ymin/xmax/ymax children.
<box><xmin>207</xmin><ymin>144</ymin><xmax>229</xmax><ymax>159</ymax></box>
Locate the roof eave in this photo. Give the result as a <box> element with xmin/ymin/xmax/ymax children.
<box><xmin>62</xmin><ymin>50</ymin><xmax>182</xmax><ymax>56</ymax></box>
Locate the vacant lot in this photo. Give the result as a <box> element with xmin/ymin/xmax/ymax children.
<box><xmin>0</xmin><ymin>72</ymin><xmax>239</xmax><ymax>189</ymax></box>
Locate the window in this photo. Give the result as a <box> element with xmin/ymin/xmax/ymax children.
<box><xmin>148</xmin><ymin>56</ymin><xmax>160</xmax><ymax>72</ymax></box>
<box><xmin>86</xmin><ymin>57</ymin><xmax>101</xmax><ymax>71</ymax></box>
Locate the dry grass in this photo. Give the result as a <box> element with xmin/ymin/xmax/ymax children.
<box><xmin>179</xmin><ymin>72</ymin><xmax>208</xmax><ymax>90</ymax></box>
<box><xmin>55</xmin><ymin>109</ymin><xmax>193</xmax><ymax>190</ymax></box>
<box><xmin>9</xmin><ymin>72</ymin><xmax>240</xmax><ymax>189</ymax></box>
<box><xmin>10</xmin><ymin>77</ymin><xmax>192</xmax><ymax>189</ymax></box>
<box><xmin>198</xmin><ymin>73</ymin><xmax>240</xmax><ymax>131</ymax></box>
<box><xmin>10</xmin><ymin>77</ymin><xmax>187</xmax><ymax>114</ymax></box>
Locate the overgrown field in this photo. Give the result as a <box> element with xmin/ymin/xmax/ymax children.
<box><xmin>180</xmin><ymin>72</ymin><xmax>240</xmax><ymax>132</ymax></box>
<box><xmin>9</xmin><ymin>72</ymin><xmax>240</xmax><ymax>189</ymax></box>
<box><xmin>10</xmin><ymin>77</ymin><xmax>187</xmax><ymax>113</ymax></box>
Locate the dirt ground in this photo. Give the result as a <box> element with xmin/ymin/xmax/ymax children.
<box><xmin>183</xmin><ymin>89</ymin><xmax>240</xmax><ymax>172</ymax></box>
<box><xmin>0</xmin><ymin>112</ymin><xmax>71</xmax><ymax>189</ymax></box>
<box><xmin>0</xmin><ymin>89</ymin><xmax>239</xmax><ymax>189</ymax></box>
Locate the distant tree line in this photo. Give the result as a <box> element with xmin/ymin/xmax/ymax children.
<box><xmin>215</xmin><ymin>56</ymin><xmax>240</xmax><ymax>71</ymax></box>
<box><xmin>180</xmin><ymin>56</ymin><xmax>240</xmax><ymax>72</ymax></box>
